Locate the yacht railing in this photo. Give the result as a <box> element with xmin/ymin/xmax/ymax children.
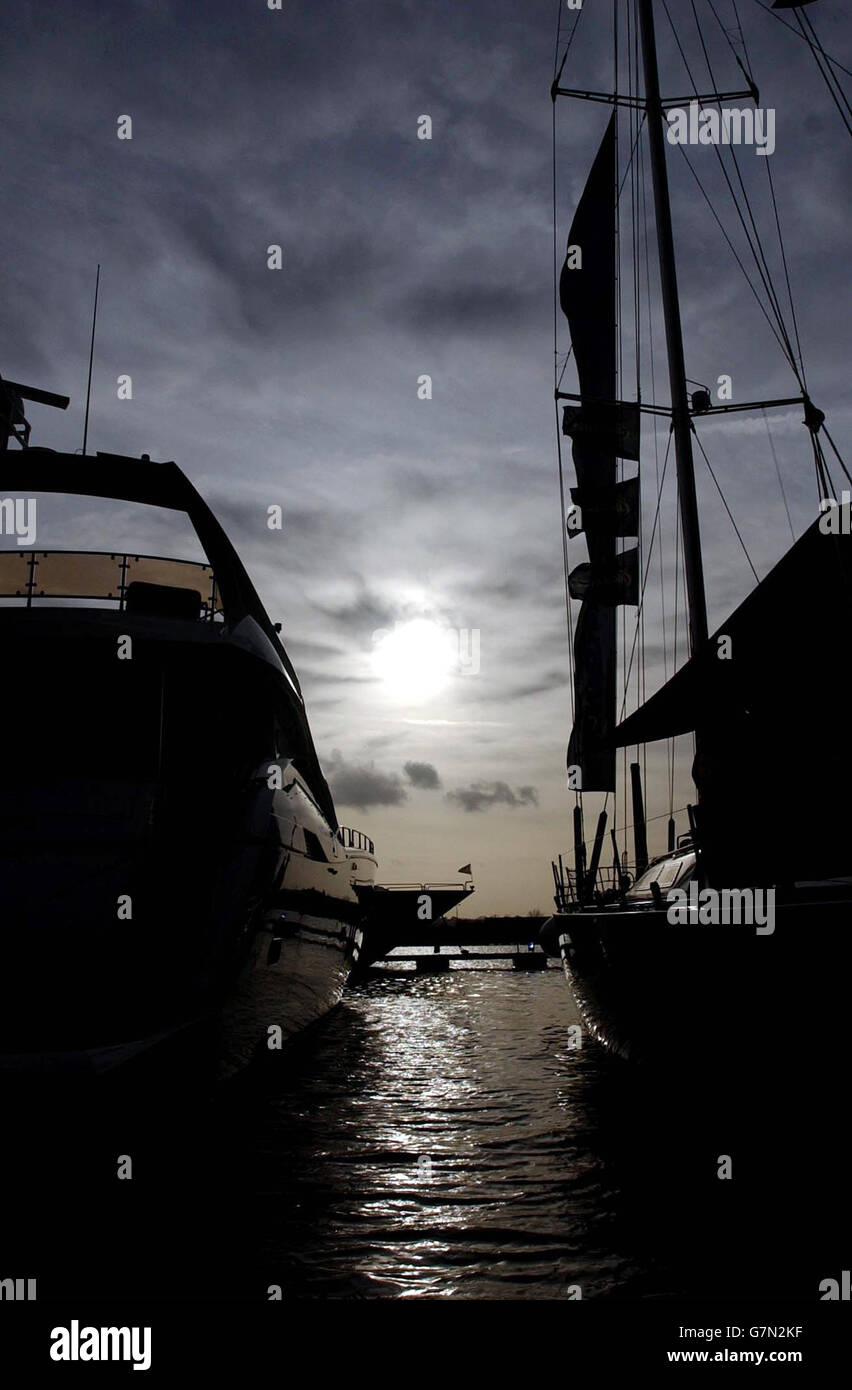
<box><xmin>552</xmin><ymin>858</ymin><xmax>630</xmax><ymax>911</ymax></box>
<box><xmin>0</xmin><ymin>549</ymin><xmax>222</xmax><ymax>618</ymax></box>
<box><xmin>364</xmin><ymin>882</ymin><xmax>475</xmax><ymax>892</ymax></box>
<box><xmin>336</xmin><ymin>826</ymin><xmax>375</xmax><ymax>855</ymax></box>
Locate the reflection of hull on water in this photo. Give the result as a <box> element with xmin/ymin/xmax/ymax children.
<box><xmin>540</xmin><ymin>889</ymin><xmax>852</xmax><ymax>1069</ymax></box>
<box><xmin>351</xmin><ymin>884</ymin><xmax>475</xmax><ymax>972</ymax></box>
<box><xmin>0</xmin><ymin>449</ymin><xmax>359</xmax><ymax>1083</ymax></box>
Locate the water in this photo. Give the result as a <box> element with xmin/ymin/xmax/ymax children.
<box><xmin>4</xmin><ymin>966</ymin><xmax>845</xmax><ymax>1302</ymax></box>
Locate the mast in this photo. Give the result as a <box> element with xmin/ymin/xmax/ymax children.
<box><xmin>637</xmin><ymin>0</ymin><xmax>708</xmax><ymax>654</ymax></box>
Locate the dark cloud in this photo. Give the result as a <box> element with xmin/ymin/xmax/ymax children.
<box><xmin>404</xmin><ymin>760</ymin><xmax>442</xmax><ymax>789</ymax></box>
<box><xmin>446</xmin><ymin>780</ymin><xmax>538</xmax><ymax>813</ymax></box>
<box><xmin>309</xmin><ymin>583</ymin><xmax>400</xmax><ymax>635</ymax></box>
<box><xmin>507</xmin><ymin>669</ymin><xmax>566</xmax><ymax>700</ymax></box>
<box><xmin>326</xmin><ymin>750</ymin><xmax>406</xmax><ymax>811</ymax></box>
<box><xmin>400</xmin><ymin>280</ymin><xmax>541</xmax><ymax>335</ymax></box>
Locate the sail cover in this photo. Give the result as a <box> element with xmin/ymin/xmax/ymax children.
<box><xmin>561</xmin><ymin>115</ymin><xmax>619</xmax><ymax>791</ymax></box>
<box><xmin>570</xmin><ymin>477</ymin><xmax>640</xmax><ymax>538</ymax></box>
<box><xmin>613</xmin><ymin>518</ymin><xmax>852</xmax><ymax>747</ymax></box>
<box><xmin>613</xmin><ymin>520</ymin><xmax>852</xmax><ymax>881</ymax></box>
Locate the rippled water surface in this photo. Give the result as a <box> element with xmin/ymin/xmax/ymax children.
<box><xmin>5</xmin><ymin>965</ymin><xmax>846</xmax><ymax>1301</ymax></box>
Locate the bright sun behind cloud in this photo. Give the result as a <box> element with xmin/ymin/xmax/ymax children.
<box><xmin>371</xmin><ymin>618</ymin><xmax>457</xmax><ymax>701</ymax></box>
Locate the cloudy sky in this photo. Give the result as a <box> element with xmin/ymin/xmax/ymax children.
<box><xmin>1</xmin><ymin>1</ymin><xmax>849</xmax><ymax>912</ymax></box>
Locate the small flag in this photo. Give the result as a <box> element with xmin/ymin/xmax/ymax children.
<box><xmin>458</xmin><ymin>864</ymin><xmax>472</xmax><ymax>875</ymax></box>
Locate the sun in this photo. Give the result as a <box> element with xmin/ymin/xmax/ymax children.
<box><xmin>371</xmin><ymin>618</ymin><xmax>456</xmax><ymax>701</ymax></box>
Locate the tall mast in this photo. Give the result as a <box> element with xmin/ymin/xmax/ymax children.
<box><xmin>637</xmin><ymin>0</ymin><xmax>708</xmax><ymax>653</ymax></box>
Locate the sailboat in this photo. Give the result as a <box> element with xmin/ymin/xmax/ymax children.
<box><xmin>538</xmin><ymin>1</ymin><xmax>852</xmax><ymax>1067</ymax></box>
<box><xmin>0</xmin><ymin>378</ymin><xmax>362</xmax><ymax>1081</ymax></box>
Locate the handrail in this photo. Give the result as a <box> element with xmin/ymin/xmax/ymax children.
<box><xmin>0</xmin><ymin>548</ymin><xmax>221</xmax><ymax>618</ymax></box>
<box><xmin>366</xmin><ymin>882</ymin><xmax>475</xmax><ymax>892</ymax></box>
<box><xmin>336</xmin><ymin>825</ymin><xmax>376</xmax><ymax>855</ymax></box>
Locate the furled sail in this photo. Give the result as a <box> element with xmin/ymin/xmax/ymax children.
<box><xmin>569</xmin><ymin>477</ymin><xmax>640</xmax><ymax>538</ymax></box>
<box><xmin>568</xmin><ymin>545</ymin><xmax>639</xmax><ymax>605</ymax></box>
<box><xmin>561</xmin><ymin>114</ymin><xmax>625</xmax><ymax>792</ymax></box>
<box><xmin>562</xmin><ymin>401</ymin><xmax>640</xmax><ymax>461</ymax></box>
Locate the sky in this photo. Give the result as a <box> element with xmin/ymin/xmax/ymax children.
<box><xmin>1</xmin><ymin>0</ymin><xmax>850</xmax><ymax>913</ymax></box>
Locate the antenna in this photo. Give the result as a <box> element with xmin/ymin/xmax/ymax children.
<box><xmin>82</xmin><ymin>264</ymin><xmax>101</xmax><ymax>457</ymax></box>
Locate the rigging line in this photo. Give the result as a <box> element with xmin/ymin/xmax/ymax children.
<box><xmin>552</xmin><ymin>25</ymin><xmax>578</xmax><ymax>809</ymax></box>
<box><xmin>812</xmin><ymin>434</ymin><xmax>852</xmax><ymax>614</ymax></box>
<box><xmin>672</xmin><ymin>488</ymin><xmax>683</xmax><ymax>811</ymax></box>
<box><xmin>553</xmin><ymin>0</ymin><xmax>584</xmax><ymax>86</ymax></box>
<box><xmin>734</xmin><ymin>9</ymin><xmax>807</xmax><ymax>387</ymax></box>
<box><xmin>761</xmin><ymin>147</ymin><xmax>806</xmax><ymax>387</ymax></box>
<box><xmin>771</xmin><ymin>3</ymin><xmax>852</xmax><ymax>126</ymax></box>
<box><xmin>692</xmin><ymin>429</ymin><xmax>759</xmax><ymax>582</ymax></box>
<box><xmin>685</xmin><ymin>1</ymin><xmax>803</xmax><ymax>382</ymax></box>
<box><xmin>551</xmin><ymin>2</ymin><xmax>584</xmax><ymax>395</ymax></box>
<box><xmin>820</xmin><ymin>423</ymin><xmax>852</xmax><ymax>492</ymax></box>
<box><xmin>722</xmin><ymin>0</ymin><xmax>807</xmax><ymax>382</ymax></box>
<box><xmin>552</xmin><ymin>93</ymin><xmax>560</xmax><ymax>406</ymax></box>
<box><xmin>797</xmin><ymin>9</ymin><xmax>852</xmax><ymax>125</ymax></box>
<box><xmin>617</xmin><ymin>112</ymin><xmax>648</xmax><ymax>202</ymax></box>
<box><xmin>671</xmin><ymin>483</ymin><xmax>682</xmax><ymax>812</ymax></box>
<box><xmin>640</xmin><ymin>105</ymin><xmax>672</xmax><ymax>813</ymax></box>
<box><xmin>615</xmin><ymin>0</ymin><xmax>627</xmax><ymax>835</ymax></box>
<box><xmin>751</xmin><ymin>0</ymin><xmax>852</xmax><ymax>82</ymax></box>
<box><xmin>662</xmin><ymin>0</ymin><xmax>803</xmax><ymax>383</ymax></box>
<box><xmin>634</xmin><ymin>14</ymin><xmax>648</xmax><ymax>796</ymax></box>
<box><xmin>628</xmin><ymin>0</ymin><xmax>647</xmax><ymax>790</ymax></box>
<box><xmin>556</xmin><ymin>349</ymin><xmax>573</xmax><ymax>389</ymax></box>
<box><xmin>575</xmin><ymin>803</ymin><xmax>692</xmax><ymax>855</ymax></box>
<box><xmin>617</xmin><ymin>431</ymin><xmax>673</xmax><ymax>724</ymax></box>
<box><xmin>812</xmin><ymin>433</ymin><xmax>834</xmax><ymax>506</ymax></box>
<box><xmin>555</xmin><ymin>408</ymin><xmax>578</xmax><ymax>784</ymax></box>
<box><xmin>762</xmin><ymin>407</ymin><xmax>796</xmax><ymax>542</ymax></box>
<box><xmin>673</xmin><ymin>143</ymin><xmax>795</xmax><ymax>372</ymax></box>
<box><xmin>796</xmin><ymin>10</ymin><xmax>852</xmax><ymax>139</ymax></box>
<box><xmin>679</xmin><ymin>513</ymin><xmax>695</xmax><ymax>770</ymax></box>
<box><xmin>706</xmin><ymin>0</ymin><xmax>756</xmax><ymax>93</ymax></box>
<box><xmin>610</xmin><ymin>0</ymin><xmax>627</xmax><ymax>879</ymax></box>
<box><xmin>556</xmin><ymin>346</ymin><xmax>574</xmax><ymax>393</ymax></box>
<box><xmin>613</xmin><ymin>804</ymin><xmax>692</xmax><ymax>840</ymax></box>
<box><xmin>799</xmin><ymin>9</ymin><xmax>852</xmax><ymax>109</ymax></box>
<box><xmin>729</xmin><ymin>0</ymin><xmax>748</xmax><ymax>63</ymax></box>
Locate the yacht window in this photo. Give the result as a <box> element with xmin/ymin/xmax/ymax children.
<box><xmin>630</xmin><ymin>854</ymin><xmax>694</xmax><ymax>894</ymax></box>
<box><xmin>303</xmin><ymin>830</ymin><xmax>329</xmax><ymax>862</ymax></box>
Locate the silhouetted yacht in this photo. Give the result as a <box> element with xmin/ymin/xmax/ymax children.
<box><xmin>0</xmin><ymin>376</ymin><xmax>361</xmax><ymax>1081</ymax></box>
<box><xmin>336</xmin><ymin>825</ymin><xmax>474</xmax><ymax>973</ymax></box>
<box><xmin>538</xmin><ymin>1</ymin><xmax>852</xmax><ymax>1069</ymax></box>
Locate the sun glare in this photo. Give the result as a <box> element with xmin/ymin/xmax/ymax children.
<box><xmin>371</xmin><ymin>618</ymin><xmax>457</xmax><ymax>700</ymax></box>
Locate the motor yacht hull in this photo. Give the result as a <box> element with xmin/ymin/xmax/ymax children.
<box><xmin>0</xmin><ymin>606</ymin><xmax>361</xmax><ymax>1085</ymax></box>
<box><xmin>350</xmin><ymin>884</ymin><xmax>475</xmax><ymax>973</ymax></box>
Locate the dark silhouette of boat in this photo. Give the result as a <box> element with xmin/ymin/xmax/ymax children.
<box><xmin>538</xmin><ymin>1</ymin><xmax>852</xmax><ymax>1070</ymax></box>
<box><xmin>335</xmin><ymin>826</ymin><xmax>474</xmax><ymax>973</ymax></box>
<box><xmin>0</xmin><ymin>382</ymin><xmax>362</xmax><ymax>1081</ymax></box>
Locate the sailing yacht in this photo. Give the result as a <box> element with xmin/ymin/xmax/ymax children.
<box><xmin>538</xmin><ymin>1</ymin><xmax>852</xmax><ymax>1066</ymax></box>
<box><xmin>0</xmin><ymin>381</ymin><xmax>362</xmax><ymax>1081</ymax></box>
